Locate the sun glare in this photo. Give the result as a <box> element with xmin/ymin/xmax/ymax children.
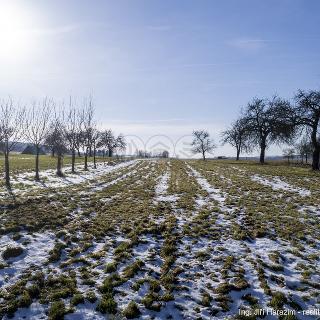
<box><xmin>0</xmin><ymin>3</ymin><xmax>33</xmax><ymax>61</ymax></box>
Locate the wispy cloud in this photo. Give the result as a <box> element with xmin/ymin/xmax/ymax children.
<box><xmin>29</xmin><ymin>24</ymin><xmax>80</xmax><ymax>36</ymax></box>
<box><xmin>227</xmin><ymin>38</ymin><xmax>272</xmax><ymax>51</ymax></box>
<box><xmin>11</xmin><ymin>21</ymin><xmax>109</xmax><ymax>40</ymax></box>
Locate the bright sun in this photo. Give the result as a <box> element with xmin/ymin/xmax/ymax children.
<box><xmin>0</xmin><ymin>3</ymin><xmax>32</xmax><ymax>61</ymax></box>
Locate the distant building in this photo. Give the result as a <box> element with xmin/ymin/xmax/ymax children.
<box><xmin>21</xmin><ymin>145</ymin><xmax>47</xmax><ymax>155</ymax></box>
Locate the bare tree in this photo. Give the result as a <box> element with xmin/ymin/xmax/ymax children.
<box><xmin>98</xmin><ymin>130</ymin><xmax>126</xmax><ymax>157</ymax></box>
<box><xmin>221</xmin><ymin>118</ymin><xmax>250</xmax><ymax>160</ymax></box>
<box><xmin>241</xmin><ymin>96</ymin><xmax>295</xmax><ymax>164</ymax></box>
<box><xmin>75</xmin><ymin>131</ymin><xmax>84</xmax><ymax>157</ymax></box>
<box><xmin>91</xmin><ymin>128</ymin><xmax>101</xmax><ymax>169</ymax></box>
<box><xmin>45</xmin><ymin>130</ymin><xmax>57</xmax><ymax>157</ymax></box>
<box><xmin>64</xmin><ymin>98</ymin><xmax>83</xmax><ymax>173</ymax></box>
<box><xmin>296</xmin><ymin>136</ymin><xmax>313</xmax><ymax>164</ymax></box>
<box><xmin>115</xmin><ymin>134</ymin><xmax>126</xmax><ymax>155</ymax></box>
<box><xmin>294</xmin><ymin>90</ymin><xmax>320</xmax><ymax>170</ymax></box>
<box><xmin>191</xmin><ymin>130</ymin><xmax>215</xmax><ymax>160</ymax></box>
<box><xmin>47</xmin><ymin>113</ymin><xmax>67</xmax><ymax>177</ymax></box>
<box><xmin>283</xmin><ymin>148</ymin><xmax>295</xmax><ymax>164</ymax></box>
<box><xmin>99</xmin><ymin>129</ymin><xmax>116</xmax><ymax>157</ymax></box>
<box><xmin>25</xmin><ymin>98</ymin><xmax>52</xmax><ymax>180</ymax></box>
<box><xmin>81</xmin><ymin>97</ymin><xmax>95</xmax><ymax>171</ymax></box>
<box><xmin>135</xmin><ymin>149</ymin><xmax>151</xmax><ymax>158</ymax></box>
<box><xmin>0</xmin><ymin>98</ymin><xmax>25</xmax><ymax>187</ymax></box>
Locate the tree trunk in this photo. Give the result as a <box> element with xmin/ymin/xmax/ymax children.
<box><xmin>56</xmin><ymin>154</ymin><xmax>63</xmax><ymax>176</ymax></box>
<box><xmin>93</xmin><ymin>146</ymin><xmax>97</xmax><ymax>169</ymax></box>
<box><xmin>108</xmin><ymin>149</ymin><xmax>113</xmax><ymax>157</ymax></box>
<box><xmin>311</xmin><ymin>126</ymin><xmax>319</xmax><ymax>170</ymax></box>
<box><xmin>312</xmin><ymin>148</ymin><xmax>320</xmax><ymax>170</ymax></box>
<box><xmin>306</xmin><ymin>153</ymin><xmax>308</xmax><ymax>164</ymax></box>
<box><xmin>35</xmin><ymin>146</ymin><xmax>40</xmax><ymax>180</ymax></box>
<box><xmin>4</xmin><ymin>151</ymin><xmax>10</xmax><ymax>188</ymax></box>
<box><xmin>51</xmin><ymin>148</ymin><xmax>55</xmax><ymax>157</ymax></box>
<box><xmin>77</xmin><ymin>149</ymin><xmax>81</xmax><ymax>157</ymax></box>
<box><xmin>236</xmin><ymin>148</ymin><xmax>240</xmax><ymax>161</ymax></box>
<box><xmin>259</xmin><ymin>140</ymin><xmax>266</xmax><ymax>164</ymax></box>
<box><xmin>202</xmin><ymin>150</ymin><xmax>206</xmax><ymax>161</ymax></box>
<box><xmin>84</xmin><ymin>150</ymin><xmax>88</xmax><ymax>171</ymax></box>
<box><xmin>71</xmin><ymin>150</ymin><xmax>76</xmax><ymax>173</ymax></box>
<box><xmin>89</xmin><ymin>146</ymin><xmax>92</xmax><ymax>157</ymax></box>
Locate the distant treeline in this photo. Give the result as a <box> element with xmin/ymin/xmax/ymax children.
<box><xmin>191</xmin><ymin>89</ymin><xmax>320</xmax><ymax>170</ymax></box>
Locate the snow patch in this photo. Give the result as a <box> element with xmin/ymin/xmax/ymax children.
<box><xmin>0</xmin><ymin>232</ymin><xmax>55</xmax><ymax>289</ymax></box>
<box><xmin>251</xmin><ymin>174</ymin><xmax>311</xmax><ymax>197</ymax></box>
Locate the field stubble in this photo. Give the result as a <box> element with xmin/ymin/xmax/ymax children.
<box><xmin>0</xmin><ymin>158</ymin><xmax>319</xmax><ymax>319</ymax></box>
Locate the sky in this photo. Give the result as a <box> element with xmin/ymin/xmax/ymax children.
<box><xmin>0</xmin><ymin>0</ymin><xmax>319</xmax><ymax>157</ymax></box>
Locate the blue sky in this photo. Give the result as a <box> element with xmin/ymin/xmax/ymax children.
<box><xmin>0</xmin><ymin>0</ymin><xmax>319</xmax><ymax>157</ymax></box>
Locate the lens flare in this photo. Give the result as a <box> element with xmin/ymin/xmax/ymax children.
<box><xmin>0</xmin><ymin>3</ymin><xmax>33</xmax><ymax>61</ymax></box>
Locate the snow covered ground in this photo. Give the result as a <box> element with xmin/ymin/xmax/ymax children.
<box><xmin>0</xmin><ymin>160</ymin><xmax>138</xmax><ymax>196</ymax></box>
<box><xmin>0</xmin><ymin>159</ymin><xmax>319</xmax><ymax>319</ymax></box>
<box><xmin>251</xmin><ymin>174</ymin><xmax>311</xmax><ymax>197</ymax></box>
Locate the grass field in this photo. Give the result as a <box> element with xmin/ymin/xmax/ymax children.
<box><xmin>0</xmin><ymin>154</ymin><xmax>109</xmax><ymax>174</ymax></box>
<box><xmin>0</xmin><ymin>159</ymin><xmax>319</xmax><ymax>319</ymax></box>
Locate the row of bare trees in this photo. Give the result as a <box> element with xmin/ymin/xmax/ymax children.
<box><xmin>0</xmin><ymin>97</ymin><xmax>126</xmax><ymax>188</ymax></box>
<box><xmin>221</xmin><ymin>89</ymin><xmax>320</xmax><ymax>170</ymax></box>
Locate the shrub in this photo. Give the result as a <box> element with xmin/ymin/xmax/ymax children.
<box><xmin>141</xmin><ymin>292</ymin><xmax>161</xmax><ymax>311</ymax></box>
<box><xmin>2</xmin><ymin>246</ymin><xmax>24</xmax><ymax>260</ymax></box>
<box><xmin>50</xmin><ymin>288</ymin><xmax>72</xmax><ymax>300</ymax></box>
<box><xmin>27</xmin><ymin>284</ymin><xmax>40</xmax><ymax>298</ymax></box>
<box><xmin>269</xmin><ymin>291</ymin><xmax>287</xmax><ymax>309</ymax></box>
<box><xmin>161</xmin><ymin>239</ymin><xmax>176</xmax><ymax>257</ymax></box>
<box><xmin>48</xmin><ymin>242</ymin><xmax>66</xmax><ymax>263</ymax></box>
<box><xmin>149</xmin><ymin>279</ymin><xmax>161</xmax><ymax>293</ymax></box>
<box><xmin>123</xmin><ymin>260</ymin><xmax>144</xmax><ymax>279</ymax></box>
<box><xmin>31</xmin><ymin>272</ymin><xmax>45</xmax><ymax>287</ymax></box>
<box><xmin>232</xmin><ymin>278</ymin><xmax>250</xmax><ymax>291</ymax></box>
<box><xmin>48</xmin><ymin>300</ymin><xmax>66</xmax><ymax>320</ymax></box>
<box><xmin>242</xmin><ymin>293</ymin><xmax>258</xmax><ymax>306</ymax></box>
<box><xmin>71</xmin><ymin>293</ymin><xmax>84</xmax><ymax>306</ymax></box>
<box><xmin>18</xmin><ymin>290</ymin><xmax>32</xmax><ymax>308</ymax></box>
<box><xmin>114</xmin><ymin>242</ymin><xmax>131</xmax><ymax>255</ymax></box>
<box><xmin>96</xmin><ymin>294</ymin><xmax>117</xmax><ymax>314</ymax></box>
<box><xmin>5</xmin><ymin>300</ymin><xmax>19</xmax><ymax>318</ymax></box>
<box><xmin>195</xmin><ymin>250</ymin><xmax>210</xmax><ymax>261</ymax></box>
<box><xmin>99</xmin><ymin>273</ymin><xmax>122</xmax><ymax>294</ymax></box>
<box><xmin>201</xmin><ymin>292</ymin><xmax>212</xmax><ymax>307</ymax></box>
<box><xmin>123</xmin><ymin>301</ymin><xmax>141</xmax><ymax>319</ymax></box>
<box><xmin>86</xmin><ymin>291</ymin><xmax>97</xmax><ymax>303</ymax></box>
<box><xmin>214</xmin><ymin>283</ymin><xmax>231</xmax><ymax>295</ymax></box>
<box><xmin>161</xmin><ymin>292</ymin><xmax>174</xmax><ymax>301</ymax></box>
<box><xmin>105</xmin><ymin>262</ymin><xmax>117</xmax><ymax>273</ymax></box>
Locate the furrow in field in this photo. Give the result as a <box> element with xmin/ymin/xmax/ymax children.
<box><xmin>161</xmin><ymin>161</ymin><xmax>225</xmax><ymax>319</ymax></box>
<box><xmin>251</xmin><ymin>174</ymin><xmax>311</xmax><ymax>197</ymax></box>
<box><xmin>188</xmin><ymin>160</ymin><xmax>320</xmax><ymax>319</ymax></box>
<box><xmin>1</xmin><ymin>159</ymin><xmax>319</xmax><ymax>319</ymax></box>
<box><xmin>0</xmin><ymin>160</ymin><xmax>163</xmax><ymax>319</ymax></box>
